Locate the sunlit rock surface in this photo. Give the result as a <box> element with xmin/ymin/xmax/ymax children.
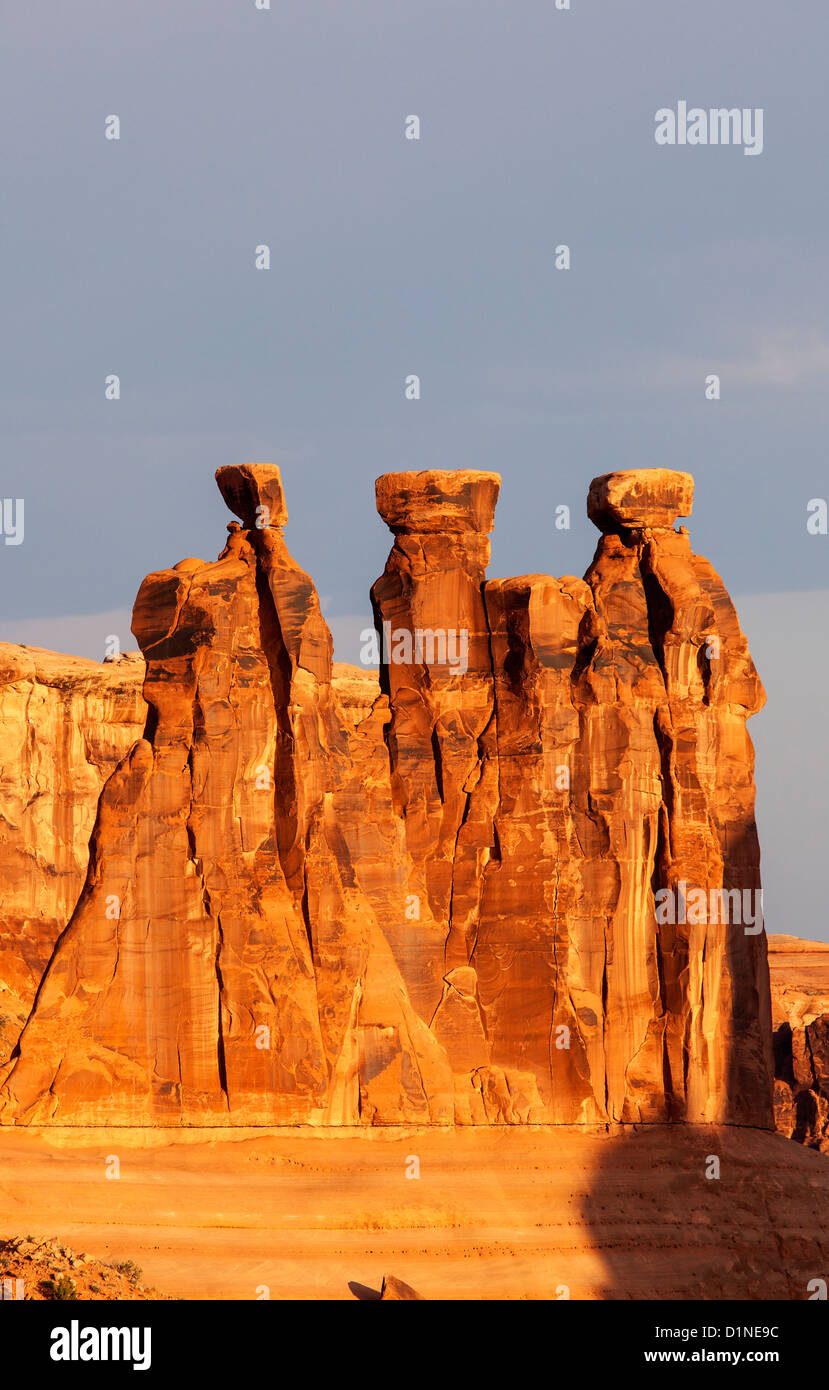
<box><xmin>0</xmin><ymin>467</ymin><xmax>774</xmax><ymax>1129</ymax></box>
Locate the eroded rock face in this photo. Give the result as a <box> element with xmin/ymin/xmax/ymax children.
<box><xmin>379</xmin><ymin>1274</ymin><xmax>423</xmax><ymax>1300</ymax></box>
<box><xmin>0</xmin><ymin>645</ymin><xmax>146</xmax><ymax>1011</ymax></box>
<box><xmin>372</xmin><ymin>470</ymin><xmax>772</xmax><ymax>1127</ymax></box>
<box><xmin>0</xmin><ymin>473</ymin><xmax>453</xmax><ymax>1125</ymax></box>
<box><xmin>587</xmin><ymin>468</ymin><xmax>694</xmax><ymax>533</ymax></box>
<box><xmin>0</xmin><ymin>466</ymin><xmax>774</xmax><ymax>1128</ymax></box>
<box><xmin>768</xmin><ymin>935</ymin><xmax>829</xmax><ymax>1152</ymax></box>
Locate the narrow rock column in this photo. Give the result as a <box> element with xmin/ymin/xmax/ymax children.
<box><xmin>473</xmin><ymin>573</ymin><xmax>597</xmax><ymax>1122</ymax></box>
<box><xmin>371</xmin><ymin>470</ymin><xmax>500</xmax><ymax>949</ymax></box>
<box><xmin>582</xmin><ymin>469</ymin><xmax>774</xmax><ymax>1126</ymax></box>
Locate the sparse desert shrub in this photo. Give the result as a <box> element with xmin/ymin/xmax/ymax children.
<box><xmin>47</xmin><ymin>1275</ymin><xmax>78</xmax><ymax>1300</ymax></box>
<box><xmin>110</xmin><ymin>1258</ymin><xmax>142</xmax><ymax>1284</ymax></box>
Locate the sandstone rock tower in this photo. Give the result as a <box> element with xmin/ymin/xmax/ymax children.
<box><xmin>0</xmin><ymin>465</ymin><xmax>774</xmax><ymax>1128</ymax></box>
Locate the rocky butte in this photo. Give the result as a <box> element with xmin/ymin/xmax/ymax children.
<box><xmin>0</xmin><ymin>465</ymin><xmax>777</xmax><ymax>1128</ymax></box>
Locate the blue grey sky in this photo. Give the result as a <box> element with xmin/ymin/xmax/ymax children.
<box><xmin>1</xmin><ymin>0</ymin><xmax>827</xmax><ymax>939</ymax></box>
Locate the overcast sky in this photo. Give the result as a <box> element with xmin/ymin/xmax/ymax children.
<box><xmin>1</xmin><ymin>0</ymin><xmax>827</xmax><ymax>939</ymax></box>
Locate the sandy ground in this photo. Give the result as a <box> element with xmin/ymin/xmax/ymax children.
<box><xmin>1</xmin><ymin>1122</ymin><xmax>828</xmax><ymax>1300</ymax></box>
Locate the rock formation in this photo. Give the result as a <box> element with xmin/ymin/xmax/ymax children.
<box><xmin>0</xmin><ymin>465</ymin><xmax>775</xmax><ymax>1129</ymax></box>
<box><xmin>768</xmin><ymin>934</ymin><xmax>829</xmax><ymax>1151</ymax></box>
<box><xmin>0</xmin><ymin>644</ymin><xmax>145</xmax><ymax>1009</ymax></box>
<box><xmin>378</xmin><ymin>1274</ymin><xmax>423</xmax><ymax>1300</ymax></box>
<box><xmin>371</xmin><ymin>467</ymin><xmax>772</xmax><ymax>1127</ymax></box>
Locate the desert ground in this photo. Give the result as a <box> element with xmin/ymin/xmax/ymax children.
<box><xmin>1</xmin><ymin>1123</ymin><xmax>827</xmax><ymax>1300</ymax></box>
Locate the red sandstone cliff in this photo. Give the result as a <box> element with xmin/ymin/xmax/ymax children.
<box><xmin>0</xmin><ymin>644</ymin><xmax>145</xmax><ymax>1017</ymax></box>
<box><xmin>0</xmin><ymin>466</ymin><xmax>775</xmax><ymax>1128</ymax></box>
<box><xmin>768</xmin><ymin>934</ymin><xmax>829</xmax><ymax>1152</ymax></box>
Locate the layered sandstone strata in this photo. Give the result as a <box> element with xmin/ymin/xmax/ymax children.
<box><xmin>0</xmin><ymin>466</ymin><xmax>775</xmax><ymax>1128</ymax></box>
<box><xmin>0</xmin><ymin>644</ymin><xmax>145</xmax><ymax>1008</ymax></box>
<box><xmin>768</xmin><ymin>934</ymin><xmax>829</xmax><ymax>1151</ymax></box>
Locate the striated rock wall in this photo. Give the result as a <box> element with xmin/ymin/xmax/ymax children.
<box><xmin>0</xmin><ymin>644</ymin><xmax>145</xmax><ymax>1012</ymax></box>
<box><xmin>0</xmin><ymin>465</ymin><xmax>774</xmax><ymax>1127</ymax></box>
<box><xmin>768</xmin><ymin>934</ymin><xmax>829</xmax><ymax>1152</ymax></box>
<box><xmin>372</xmin><ymin>468</ymin><xmax>772</xmax><ymax>1127</ymax></box>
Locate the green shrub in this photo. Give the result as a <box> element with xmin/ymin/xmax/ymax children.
<box><xmin>48</xmin><ymin>1275</ymin><xmax>78</xmax><ymax>1300</ymax></box>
